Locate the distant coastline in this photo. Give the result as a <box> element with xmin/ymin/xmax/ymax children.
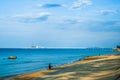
<box><xmin>0</xmin><ymin>47</ymin><xmax>113</xmax><ymax>49</ymax></box>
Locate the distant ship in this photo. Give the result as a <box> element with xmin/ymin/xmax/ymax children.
<box><xmin>31</xmin><ymin>45</ymin><xmax>40</xmax><ymax>48</ymax></box>
<box><xmin>23</xmin><ymin>45</ymin><xmax>44</xmax><ymax>49</ymax></box>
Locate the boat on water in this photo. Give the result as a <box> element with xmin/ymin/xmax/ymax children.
<box><xmin>23</xmin><ymin>45</ymin><xmax>44</xmax><ymax>49</ymax></box>
<box><xmin>31</xmin><ymin>46</ymin><xmax>40</xmax><ymax>48</ymax></box>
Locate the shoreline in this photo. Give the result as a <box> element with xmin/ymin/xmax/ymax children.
<box><xmin>1</xmin><ymin>54</ymin><xmax>120</xmax><ymax>80</ymax></box>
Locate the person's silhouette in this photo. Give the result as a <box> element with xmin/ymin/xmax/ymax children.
<box><xmin>48</xmin><ymin>63</ymin><xmax>53</xmax><ymax>70</ymax></box>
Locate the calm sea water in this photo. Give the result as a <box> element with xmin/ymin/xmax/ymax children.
<box><xmin>0</xmin><ymin>48</ymin><xmax>118</xmax><ymax>77</ymax></box>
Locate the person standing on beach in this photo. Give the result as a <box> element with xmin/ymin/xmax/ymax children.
<box><xmin>48</xmin><ymin>63</ymin><xmax>53</xmax><ymax>70</ymax></box>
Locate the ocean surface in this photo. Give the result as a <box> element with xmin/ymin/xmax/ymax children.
<box><xmin>0</xmin><ymin>48</ymin><xmax>118</xmax><ymax>77</ymax></box>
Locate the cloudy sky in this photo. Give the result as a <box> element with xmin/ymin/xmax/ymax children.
<box><xmin>0</xmin><ymin>0</ymin><xmax>120</xmax><ymax>48</ymax></box>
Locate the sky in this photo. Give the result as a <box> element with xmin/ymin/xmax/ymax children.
<box><xmin>0</xmin><ymin>0</ymin><xmax>120</xmax><ymax>48</ymax></box>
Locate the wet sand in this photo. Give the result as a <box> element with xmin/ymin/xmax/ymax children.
<box><xmin>1</xmin><ymin>54</ymin><xmax>120</xmax><ymax>80</ymax></box>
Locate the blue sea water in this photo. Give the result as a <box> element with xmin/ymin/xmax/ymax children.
<box><xmin>0</xmin><ymin>48</ymin><xmax>118</xmax><ymax>77</ymax></box>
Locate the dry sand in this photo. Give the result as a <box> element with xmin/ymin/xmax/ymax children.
<box><xmin>1</xmin><ymin>54</ymin><xmax>120</xmax><ymax>80</ymax></box>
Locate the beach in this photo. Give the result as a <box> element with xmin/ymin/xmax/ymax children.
<box><xmin>1</xmin><ymin>54</ymin><xmax>120</xmax><ymax>80</ymax></box>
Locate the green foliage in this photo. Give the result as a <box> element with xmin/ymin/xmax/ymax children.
<box><xmin>117</xmin><ymin>45</ymin><xmax>120</xmax><ymax>49</ymax></box>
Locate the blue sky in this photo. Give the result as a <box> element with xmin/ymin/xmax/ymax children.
<box><xmin>0</xmin><ymin>0</ymin><xmax>120</xmax><ymax>48</ymax></box>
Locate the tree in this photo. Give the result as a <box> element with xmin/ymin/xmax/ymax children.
<box><xmin>117</xmin><ymin>45</ymin><xmax>120</xmax><ymax>49</ymax></box>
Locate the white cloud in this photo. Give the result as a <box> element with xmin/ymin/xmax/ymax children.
<box><xmin>98</xmin><ymin>10</ymin><xmax>119</xmax><ymax>15</ymax></box>
<box><xmin>65</xmin><ymin>19</ymin><xmax>83</xmax><ymax>24</ymax></box>
<box><xmin>71</xmin><ymin>0</ymin><xmax>92</xmax><ymax>9</ymax></box>
<box><xmin>14</xmin><ymin>12</ymin><xmax>50</xmax><ymax>18</ymax></box>
<box><xmin>14</xmin><ymin>12</ymin><xmax>51</xmax><ymax>23</ymax></box>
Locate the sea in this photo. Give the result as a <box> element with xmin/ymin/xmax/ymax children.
<box><xmin>0</xmin><ymin>48</ymin><xmax>119</xmax><ymax>77</ymax></box>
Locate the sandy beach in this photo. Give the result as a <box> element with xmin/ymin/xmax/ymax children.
<box><xmin>1</xmin><ymin>54</ymin><xmax>120</xmax><ymax>80</ymax></box>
